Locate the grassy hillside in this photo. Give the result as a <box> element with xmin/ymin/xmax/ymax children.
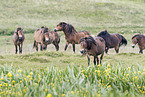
<box><xmin>0</xmin><ymin>0</ymin><xmax>145</xmax><ymax>35</ymax></box>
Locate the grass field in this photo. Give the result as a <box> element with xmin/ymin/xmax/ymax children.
<box><xmin>0</xmin><ymin>0</ymin><xmax>145</xmax><ymax>97</ymax></box>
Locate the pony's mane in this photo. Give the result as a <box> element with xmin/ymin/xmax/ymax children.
<box><xmin>81</xmin><ymin>36</ymin><xmax>96</xmax><ymax>50</ymax></box>
<box><xmin>97</xmin><ymin>30</ymin><xmax>110</xmax><ymax>37</ymax></box>
<box><xmin>132</xmin><ymin>33</ymin><xmax>141</xmax><ymax>39</ymax></box>
<box><xmin>61</xmin><ymin>22</ymin><xmax>77</xmax><ymax>34</ymax></box>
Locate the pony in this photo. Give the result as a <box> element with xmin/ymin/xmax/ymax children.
<box><xmin>131</xmin><ymin>33</ymin><xmax>145</xmax><ymax>54</ymax></box>
<box><xmin>80</xmin><ymin>36</ymin><xmax>105</xmax><ymax>65</ymax></box>
<box><xmin>54</xmin><ymin>22</ymin><xmax>90</xmax><ymax>53</ymax></box>
<box><xmin>33</xmin><ymin>26</ymin><xmax>60</xmax><ymax>51</ymax></box>
<box><xmin>97</xmin><ymin>30</ymin><xmax>127</xmax><ymax>53</ymax></box>
<box><xmin>13</xmin><ymin>27</ymin><xmax>25</xmax><ymax>54</ymax></box>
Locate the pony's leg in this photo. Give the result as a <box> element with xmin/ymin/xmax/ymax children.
<box><xmin>40</xmin><ymin>44</ymin><xmax>43</xmax><ymax>51</ymax></box>
<box><xmin>15</xmin><ymin>45</ymin><xmax>18</xmax><ymax>54</ymax></box>
<box><xmin>94</xmin><ymin>56</ymin><xmax>96</xmax><ymax>65</ymax></box>
<box><xmin>87</xmin><ymin>55</ymin><xmax>90</xmax><ymax>66</ymax></box>
<box><xmin>105</xmin><ymin>47</ymin><xmax>109</xmax><ymax>53</ymax></box>
<box><xmin>100</xmin><ymin>53</ymin><xmax>104</xmax><ymax>64</ymax></box>
<box><xmin>36</xmin><ymin>43</ymin><xmax>38</xmax><ymax>51</ymax></box>
<box><xmin>53</xmin><ymin>42</ymin><xmax>59</xmax><ymax>51</ymax></box>
<box><xmin>139</xmin><ymin>49</ymin><xmax>143</xmax><ymax>54</ymax></box>
<box><xmin>72</xmin><ymin>44</ymin><xmax>75</xmax><ymax>53</ymax></box>
<box><xmin>19</xmin><ymin>43</ymin><xmax>22</xmax><ymax>54</ymax></box>
<box><xmin>64</xmin><ymin>42</ymin><xmax>69</xmax><ymax>51</ymax></box>
<box><xmin>115</xmin><ymin>46</ymin><xmax>119</xmax><ymax>53</ymax></box>
<box><xmin>96</xmin><ymin>57</ymin><xmax>99</xmax><ymax>65</ymax></box>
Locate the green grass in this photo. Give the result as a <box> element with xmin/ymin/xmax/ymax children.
<box><xmin>0</xmin><ymin>0</ymin><xmax>145</xmax><ymax>96</ymax></box>
<box><xmin>0</xmin><ymin>64</ymin><xmax>145</xmax><ymax>97</ymax></box>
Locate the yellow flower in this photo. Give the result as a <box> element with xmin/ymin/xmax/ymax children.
<box><xmin>1</xmin><ymin>77</ymin><xmax>3</xmax><ymax>80</ymax></box>
<box><xmin>143</xmin><ymin>69</ymin><xmax>145</xmax><ymax>72</ymax></box>
<box><xmin>30</xmin><ymin>72</ymin><xmax>33</xmax><ymax>75</ymax></box>
<box><xmin>138</xmin><ymin>71</ymin><xmax>141</xmax><ymax>74</ymax></box>
<box><xmin>16</xmin><ymin>74</ymin><xmax>19</xmax><ymax>77</ymax></box>
<box><xmin>62</xmin><ymin>94</ymin><xmax>65</xmax><ymax>96</ymax></box>
<box><xmin>143</xmin><ymin>91</ymin><xmax>145</xmax><ymax>93</ymax></box>
<box><xmin>18</xmin><ymin>69</ymin><xmax>21</xmax><ymax>73</ymax></box>
<box><xmin>23</xmin><ymin>89</ymin><xmax>26</xmax><ymax>92</ymax></box>
<box><xmin>128</xmin><ymin>67</ymin><xmax>131</xmax><ymax>70</ymax></box>
<box><xmin>7</xmin><ymin>72</ymin><xmax>12</xmax><ymax>77</ymax></box>
<box><xmin>46</xmin><ymin>94</ymin><xmax>52</xmax><ymax>97</ymax></box>
<box><xmin>126</xmin><ymin>74</ymin><xmax>129</xmax><ymax>76</ymax></box>
<box><xmin>12</xmin><ymin>80</ymin><xmax>15</xmax><ymax>83</ymax></box>
<box><xmin>27</xmin><ymin>75</ymin><xmax>30</xmax><ymax>78</ymax></box>
<box><xmin>71</xmin><ymin>91</ymin><xmax>74</xmax><ymax>94</ymax></box>
<box><xmin>97</xmin><ymin>94</ymin><xmax>100</xmax><ymax>97</ymax></box>
<box><xmin>0</xmin><ymin>84</ymin><xmax>2</xmax><ymax>87</ymax></box>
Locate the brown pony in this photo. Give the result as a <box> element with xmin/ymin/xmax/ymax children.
<box><xmin>13</xmin><ymin>27</ymin><xmax>25</xmax><ymax>54</ymax></box>
<box><xmin>54</xmin><ymin>22</ymin><xmax>90</xmax><ymax>53</ymax></box>
<box><xmin>132</xmin><ymin>33</ymin><xmax>145</xmax><ymax>54</ymax></box>
<box><xmin>80</xmin><ymin>36</ymin><xmax>105</xmax><ymax>65</ymax></box>
<box><xmin>97</xmin><ymin>30</ymin><xmax>127</xmax><ymax>53</ymax></box>
<box><xmin>33</xmin><ymin>26</ymin><xmax>60</xmax><ymax>51</ymax></box>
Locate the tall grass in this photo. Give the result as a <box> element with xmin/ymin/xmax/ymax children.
<box><xmin>0</xmin><ymin>64</ymin><xmax>145</xmax><ymax>97</ymax></box>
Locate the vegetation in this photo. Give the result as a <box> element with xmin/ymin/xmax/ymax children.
<box><xmin>0</xmin><ymin>0</ymin><xmax>145</xmax><ymax>97</ymax></box>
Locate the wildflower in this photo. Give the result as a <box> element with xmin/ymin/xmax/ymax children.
<box><xmin>18</xmin><ymin>69</ymin><xmax>21</xmax><ymax>73</ymax></box>
<box><xmin>126</xmin><ymin>74</ymin><xmax>129</xmax><ymax>76</ymax></box>
<box><xmin>12</xmin><ymin>80</ymin><xmax>15</xmax><ymax>83</ymax></box>
<box><xmin>138</xmin><ymin>71</ymin><xmax>141</xmax><ymax>74</ymax></box>
<box><xmin>62</xmin><ymin>94</ymin><xmax>65</xmax><ymax>96</ymax></box>
<box><xmin>143</xmin><ymin>69</ymin><xmax>145</xmax><ymax>72</ymax></box>
<box><xmin>23</xmin><ymin>89</ymin><xmax>26</xmax><ymax>92</ymax></box>
<box><xmin>7</xmin><ymin>72</ymin><xmax>12</xmax><ymax>77</ymax></box>
<box><xmin>71</xmin><ymin>91</ymin><xmax>74</xmax><ymax>94</ymax></box>
<box><xmin>30</xmin><ymin>72</ymin><xmax>33</xmax><ymax>75</ymax></box>
<box><xmin>20</xmin><ymin>80</ymin><xmax>22</xmax><ymax>83</ymax></box>
<box><xmin>46</xmin><ymin>94</ymin><xmax>52</xmax><ymax>97</ymax></box>
<box><xmin>97</xmin><ymin>94</ymin><xmax>100</xmax><ymax>97</ymax></box>
<box><xmin>143</xmin><ymin>91</ymin><xmax>145</xmax><ymax>93</ymax></box>
<box><xmin>16</xmin><ymin>74</ymin><xmax>19</xmax><ymax>77</ymax></box>
<box><xmin>1</xmin><ymin>77</ymin><xmax>3</xmax><ymax>80</ymax></box>
<box><xmin>128</xmin><ymin>67</ymin><xmax>131</xmax><ymax>70</ymax></box>
<box><xmin>0</xmin><ymin>84</ymin><xmax>2</xmax><ymax>87</ymax></box>
<box><xmin>85</xmin><ymin>75</ymin><xmax>87</xmax><ymax>77</ymax></box>
<box><xmin>27</xmin><ymin>75</ymin><xmax>30</xmax><ymax>78</ymax></box>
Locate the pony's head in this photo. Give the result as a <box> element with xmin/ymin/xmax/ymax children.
<box><xmin>54</xmin><ymin>22</ymin><xmax>67</xmax><ymax>32</ymax></box>
<box><xmin>15</xmin><ymin>27</ymin><xmax>23</xmax><ymax>40</ymax></box>
<box><xmin>80</xmin><ymin>36</ymin><xmax>96</xmax><ymax>55</ymax></box>
<box><xmin>131</xmin><ymin>33</ymin><xmax>141</xmax><ymax>48</ymax></box>
<box><xmin>42</xmin><ymin>27</ymin><xmax>50</xmax><ymax>43</ymax></box>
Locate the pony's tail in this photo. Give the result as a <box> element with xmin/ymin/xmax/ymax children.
<box><xmin>120</xmin><ymin>35</ymin><xmax>127</xmax><ymax>46</ymax></box>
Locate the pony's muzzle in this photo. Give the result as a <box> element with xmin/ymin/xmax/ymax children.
<box><xmin>132</xmin><ymin>44</ymin><xmax>135</xmax><ymax>48</ymax></box>
<box><xmin>80</xmin><ymin>49</ymin><xmax>86</xmax><ymax>55</ymax></box>
<box><xmin>45</xmin><ymin>38</ymin><xmax>49</xmax><ymax>42</ymax></box>
<box><xmin>19</xmin><ymin>35</ymin><xmax>23</xmax><ymax>40</ymax></box>
<box><xmin>54</xmin><ymin>28</ymin><xmax>57</xmax><ymax>32</ymax></box>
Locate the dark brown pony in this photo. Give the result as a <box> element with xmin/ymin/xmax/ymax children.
<box><xmin>54</xmin><ymin>22</ymin><xmax>90</xmax><ymax>52</ymax></box>
<box><xmin>132</xmin><ymin>33</ymin><xmax>145</xmax><ymax>54</ymax></box>
<box><xmin>13</xmin><ymin>27</ymin><xmax>25</xmax><ymax>54</ymax></box>
<box><xmin>80</xmin><ymin>36</ymin><xmax>105</xmax><ymax>65</ymax></box>
<box><xmin>97</xmin><ymin>30</ymin><xmax>127</xmax><ymax>53</ymax></box>
<box><xmin>33</xmin><ymin>26</ymin><xmax>60</xmax><ymax>51</ymax></box>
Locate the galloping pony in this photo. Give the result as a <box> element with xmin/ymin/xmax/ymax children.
<box><xmin>97</xmin><ymin>30</ymin><xmax>127</xmax><ymax>53</ymax></box>
<box><xmin>54</xmin><ymin>22</ymin><xmax>90</xmax><ymax>53</ymax></box>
